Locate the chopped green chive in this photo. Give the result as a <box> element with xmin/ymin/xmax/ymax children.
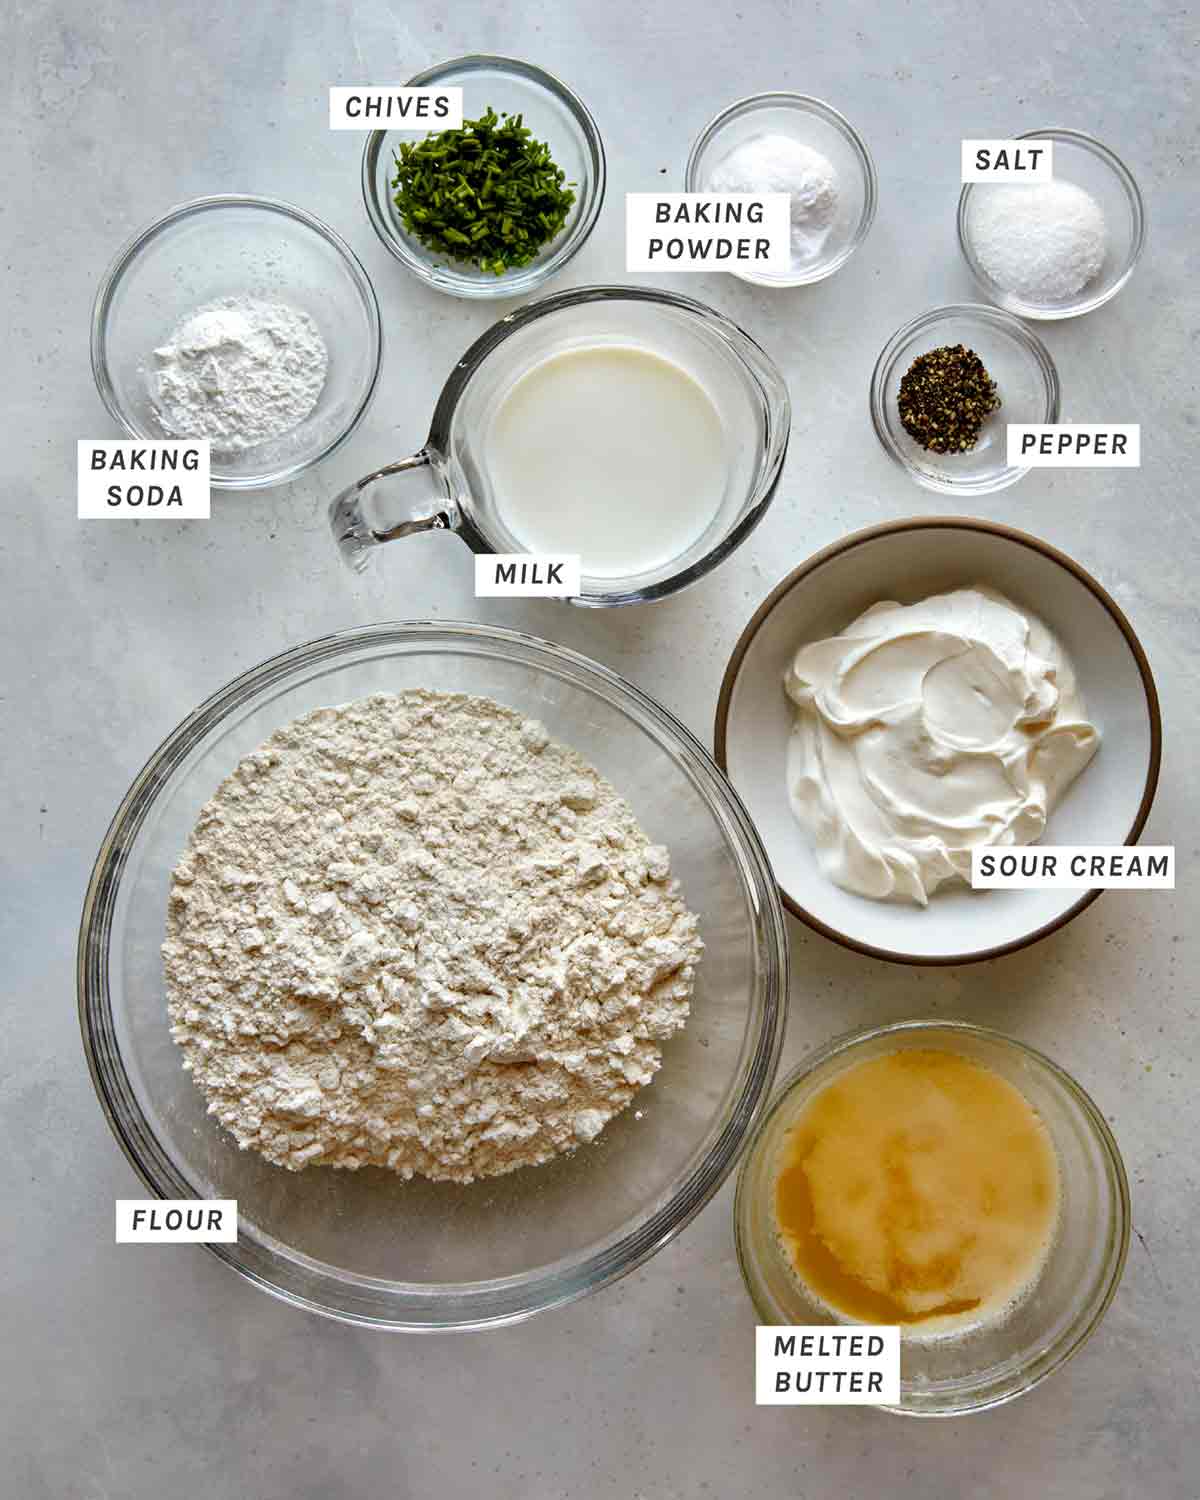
<box><xmin>391</xmin><ymin>107</ymin><xmax>577</xmax><ymax>276</ymax></box>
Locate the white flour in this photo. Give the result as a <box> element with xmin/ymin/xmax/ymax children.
<box><xmin>163</xmin><ymin>691</ymin><xmax>703</xmax><ymax>1182</ymax></box>
<box><xmin>151</xmin><ymin>295</ymin><xmax>328</xmax><ymax>451</ymax></box>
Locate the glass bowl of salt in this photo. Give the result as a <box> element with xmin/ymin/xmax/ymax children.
<box><xmin>685</xmin><ymin>92</ymin><xmax>877</xmax><ymax>287</ymax></box>
<box><xmin>958</xmin><ymin>129</ymin><xmax>1145</xmax><ymax>320</ymax></box>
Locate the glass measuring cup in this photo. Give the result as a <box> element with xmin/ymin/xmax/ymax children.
<box><xmin>330</xmin><ymin>286</ymin><xmax>791</xmax><ymax>607</ymax></box>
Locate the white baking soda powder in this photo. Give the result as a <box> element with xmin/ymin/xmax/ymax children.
<box><xmin>151</xmin><ymin>295</ymin><xmax>328</xmax><ymax>451</ymax></box>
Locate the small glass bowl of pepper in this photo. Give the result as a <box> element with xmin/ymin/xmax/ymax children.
<box><xmin>362</xmin><ymin>55</ymin><xmax>606</xmax><ymax>299</ymax></box>
<box><xmin>869</xmin><ymin>304</ymin><xmax>1060</xmax><ymax>494</ymax></box>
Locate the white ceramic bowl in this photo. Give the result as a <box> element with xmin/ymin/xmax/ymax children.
<box><xmin>715</xmin><ymin>518</ymin><xmax>1161</xmax><ymax>965</ymax></box>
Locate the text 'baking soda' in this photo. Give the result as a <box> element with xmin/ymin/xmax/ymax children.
<box><xmin>78</xmin><ymin>441</ymin><xmax>211</xmax><ymax>519</ymax></box>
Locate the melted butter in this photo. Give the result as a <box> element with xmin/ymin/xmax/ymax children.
<box><xmin>773</xmin><ymin>1050</ymin><xmax>1059</xmax><ymax>1333</ymax></box>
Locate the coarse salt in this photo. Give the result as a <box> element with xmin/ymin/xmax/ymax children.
<box><xmin>968</xmin><ymin>180</ymin><xmax>1108</xmax><ymax>302</ymax></box>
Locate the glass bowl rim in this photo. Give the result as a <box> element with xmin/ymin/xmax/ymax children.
<box><xmin>78</xmin><ymin>619</ymin><xmax>790</xmax><ymax>1331</ymax></box>
<box><xmin>733</xmin><ymin>1017</ymin><xmax>1132</xmax><ymax>1417</ymax></box>
<box><xmin>868</xmin><ymin>302</ymin><xmax>1061</xmax><ymax>494</ymax></box>
<box><xmin>683</xmin><ymin>90</ymin><xmax>878</xmax><ymax>287</ymax></box>
<box><xmin>956</xmin><ymin>127</ymin><xmax>1146</xmax><ymax>321</ymax></box>
<box><xmin>713</xmin><ymin>513</ymin><xmax>1163</xmax><ymax>963</ymax></box>
<box><xmin>361</xmin><ymin>53</ymin><xmax>607</xmax><ymax>300</ymax></box>
<box><xmin>89</xmin><ymin>193</ymin><xmax>384</xmax><ymax>491</ymax></box>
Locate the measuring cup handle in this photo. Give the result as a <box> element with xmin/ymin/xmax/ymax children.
<box><xmin>329</xmin><ymin>449</ymin><xmax>453</xmax><ymax>573</ymax></box>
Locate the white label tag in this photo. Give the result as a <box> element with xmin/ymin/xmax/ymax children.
<box><xmin>116</xmin><ymin>1199</ymin><xmax>238</xmax><ymax>1243</ymax></box>
<box><xmin>755</xmin><ymin>1327</ymin><xmax>901</xmax><ymax>1406</ymax></box>
<box><xmin>78</xmin><ymin>440</ymin><xmax>210</xmax><ymax>518</ymax></box>
<box><xmin>972</xmin><ymin>846</ymin><xmax>1174</xmax><ymax>889</ymax></box>
<box><xmin>475</xmin><ymin>554</ymin><xmax>581</xmax><ymax>598</ymax></box>
<box><xmin>962</xmin><ymin>138</ymin><xmax>1053</xmax><ymax>181</ymax></box>
<box><xmin>1007</xmin><ymin>424</ymin><xmax>1140</xmax><ymax>467</ymax></box>
<box><xmin>329</xmin><ymin>86</ymin><xmax>463</xmax><ymax>130</ymax></box>
<box><xmin>625</xmin><ymin>193</ymin><xmax>790</xmax><ymax>273</ymax></box>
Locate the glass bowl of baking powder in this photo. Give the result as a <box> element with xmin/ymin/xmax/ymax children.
<box><xmin>78</xmin><ymin>621</ymin><xmax>788</xmax><ymax>1330</ymax></box>
<box><xmin>685</xmin><ymin>92</ymin><xmax>877</xmax><ymax>287</ymax></box>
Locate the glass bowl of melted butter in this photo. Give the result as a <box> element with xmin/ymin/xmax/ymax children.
<box><xmin>735</xmin><ymin>1019</ymin><xmax>1129</xmax><ymax>1416</ymax></box>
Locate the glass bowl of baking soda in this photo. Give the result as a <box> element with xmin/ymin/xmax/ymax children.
<box><xmin>958</xmin><ymin>129</ymin><xmax>1145</xmax><ymax>319</ymax></box>
<box><xmin>685</xmin><ymin>92</ymin><xmax>877</xmax><ymax>287</ymax></box>
<box><xmin>91</xmin><ymin>195</ymin><xmax>383</xmax><ymax>489</ymax></box>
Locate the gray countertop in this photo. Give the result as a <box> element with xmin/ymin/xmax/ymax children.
<box><xmin>4</xmin><ymin>1</ymin><xmax>1196</xmax><ymax>1495</ymax></box>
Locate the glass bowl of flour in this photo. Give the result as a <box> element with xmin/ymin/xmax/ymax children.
<box><xmin>79</xmin><ymin>621</ymin><xmax>788</xmax><ymax>1329</ymax></box>
<box><xmin>91</xmin><ymin>196</ymin><xmax>383</xmax><ymax>489</ymax></box>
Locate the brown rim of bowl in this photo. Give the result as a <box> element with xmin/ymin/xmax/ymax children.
<box><xmin>713</xmin><ymin>516</ymin><xmax>1163</xmax><ymax>966</ymax></box>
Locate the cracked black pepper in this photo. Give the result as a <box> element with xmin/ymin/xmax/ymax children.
<box><xmin>897</xmin><ymin>344</ymin><xmax>1000</xmax><ymax>454</ymax></box>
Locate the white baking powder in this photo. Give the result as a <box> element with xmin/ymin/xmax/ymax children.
<box><xmin>705</xmin><ymin>133</ymin><xmax>840</xmax><ymax>265</ymax></box>
<box><xmin>969</xmin><ymin>181</ymin><xmax>1108</xmax><ymax>302</ymax></box>
<box><xmin>163</xmin><ymin>691</ymin><xmax>703</xmax><ymax>1182</ymax></box>
<box><xmin>151</xmin><ymin>295</ymin><xmax>328</xmax><ymax>451</ymax></box>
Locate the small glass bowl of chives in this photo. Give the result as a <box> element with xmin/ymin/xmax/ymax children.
<box><xmin>362</xmin><ymin>55</ymin><xmax>606</xmax><ymax>299</ymax></box>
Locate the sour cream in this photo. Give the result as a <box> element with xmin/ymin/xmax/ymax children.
<box><xmin>784</xmin><ymin>587</ymin><xmax>1100</xmax><ymax>906</ymax></box>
